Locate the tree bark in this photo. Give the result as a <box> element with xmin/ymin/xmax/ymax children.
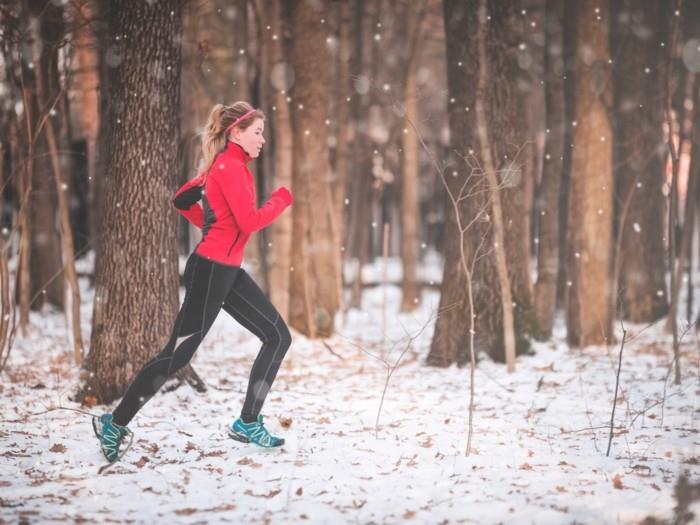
<box><xmin>28</xmin><ymin>0</ymin><xmax>65</xmax><ymax>311</ymax></box>
<box><xmin>566</xmin><ymin>0</ymin><xmax>613</xmax><ymax>347</ymax></box>
<box><xmin>611</xmin><ymin>0</ymin><xmax>669</xmax><ymax>323</ymax></box>
<box><xmin>399</xmin><ymin>60</ymin><xmax>421</xmax><ymax>312</ymax></box>
<box><xmin>72</xmin><ymin>0</ymin><xmax>100</xmax><ymax>253</ymax></box>
<box><xmin>533</xmin><ymin>0</ymin><xmax>565</xmax><ymax>339</ymax></box>
<box><xmin>427</xmin><ymin>0</ymin><xmax>476</xmax><ymax>367</ymax></box>
<box><xmin>287</xmin><ymin>0</ymin><xmax>340</xmax><ymax>337</ymax></box>
<box><xmin>266</xmin><ymin>0</ymin><xmax>294</xmax><ymax>320</ymax></box>
<box><xmin>80</xmin><ymin>0</ymin><xmax>184</xmax><ymax>403</ymax></box>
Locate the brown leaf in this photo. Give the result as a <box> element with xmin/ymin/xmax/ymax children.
<box><xmin>279</xmin><ymin>416</ymin><xmax>293</xmax><ymax>429</ymax></box>
<box><xmin>612</xmin><ymin>474</ymin><xmax>624</xmax><ymax>490</ymax></box>
<box><xmin>135</xmin><ymin>456</ymin><xmax>149</xmax><ymax>468</ymax></box>
<box><xmin>82</xmin><ymin>395</ymin><xmax>98</xmax><ymax>408</ymax></box>
<box><xmin>175</xmin><ymin>508</ymin><xmax>197</xmax><ymax>516</ymax></box>
<box><xmin>49</xmin><ymin>443</ymin><xmax>66</xmax><ymax>453</ymax></box>
<box><xmin>296</xmin><ymin>487</ymin><xmax>303</xmax><ymax>496</ymax></box>
<box><xmin>244</xmin><ymin>488</ymin><xmax>281</xmax><ymax>498</ymax></box>
<box><xmin>520</xmin><ymin>463</ymin><xmax>533</xmax><ymax>470</ymax></box>
<box><xmin>403</xmin><ymin>510</ymin><xmax>416</xmax><ymax>519</ymax></box>
<box><xmin>184</xmin><ymin>441</ymin><xmax>198</xmax><ymax>452</ymax></box>
<box><xmin>556</xmin><ymin>485</ymin><xmax>567</xmax><ymax>493</ymax></box>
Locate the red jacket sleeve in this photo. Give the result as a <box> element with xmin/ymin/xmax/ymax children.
<box><xmin>173</xmin><ymin>174</ymin><xmax>205</xmax><ymax>229</ymax></box>
<box><xmin>217</xmin><ymin>162</ymin><xmax>292</xmax><ymax>234</ymax></box>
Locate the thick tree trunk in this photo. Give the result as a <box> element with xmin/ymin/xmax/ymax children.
<box><xmin>566</xmin><ymin>0</ymin><xmax>613</xmax><ymax>347</ymax></box>
<box><xmin>533</xmin><ymin>0</ymin><xmax>565</xmax><ymax>339</ymax></box>
<box><xmin>287</xmin><ymin>0</ymin><xmax>340</xmax><ymax>337</ymax></box>
<box><xmin>427</xmin><ymin>0</ymin><xmax>476</xmax><ymax>367</ymax></box>
<box><xmin>611</xmin><ymin>0</ymin><xmax>669</xmax><ymax>323</ymax></box>
<box><xmin>429</xmin><ymin>0</ymin><xmax>534</xmax><ymax>366</ymax></box>
<box><xmin>80</xmin><ymin>0</ymin><xmax>184</xmax><ymax>403</ymax></box>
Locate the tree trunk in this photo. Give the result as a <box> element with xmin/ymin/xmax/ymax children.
<box><xmin>28</xmin><ymin>0</ymin><xmax>65</xmax><ymax>311</ymax></box>
<box><xmin>72</xmin><ymin>0</ymin><xmax>100</xmax><ymax>253</ymax></box>
<box><xmin>611</xmin><ymin>0</ymin><xmax>669</xmax><ymax>323</ymax></box>
<box><xmin>427</xmin><ymin>0</ymin><xmax>476</xmax><ymax>367</ymax></box>
<box><xmin>399</xmin><ymin>59</ymin><xmax>421</xmax><ymax>312</ymax></box>
<box><xmin>533</xmin><ymin>0</ymin><xmax>565</xmax><ymax>339</ymax></box>
<box><xmin>30</xmin><ymin>4</ymin><xmax>84</xmax><ymax>364</ymax></box>
<box><xmin>566</xmin><ymin>0</ymin><xmax>613</xmax><ymax>347</ymax></box>
<box><xmin>430</xmin><ymin>0</ymin><xmax>534</xmax><ymax>366</ymax></box>
<box><xmin>266</xmin><ymin>0</ymin><xmax>294</xmax><ymax>320</ymax></box>
<box><xmin>287</xmin><ymin>0</ymin><xmax>340</xmax><ymax>337</ymax></box>
<box><xmin>80</xmin><ymin>0</ymin><xmax>184</xmax><ymax>403</ymax></box>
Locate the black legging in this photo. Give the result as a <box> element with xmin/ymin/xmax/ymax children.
<box><xmin>112</xmin><ymin>253</ymin><xmax>292</xmax><ymax>427</ymax></box>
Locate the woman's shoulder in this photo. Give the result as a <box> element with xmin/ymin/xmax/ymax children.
<box><xmin>209</xmin><ymin>153</ymin><xmax>247</xmax><ymax>180</ymax></box>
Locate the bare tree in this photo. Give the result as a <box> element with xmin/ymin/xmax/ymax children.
<box><xmin>565</xmin><ymin>0</ymin><xmax>613</xmax><ymax>347</ymax></box>
<box><xmin>287</xmin><ymin>0</ymin><xmax>341</xmax><ymax>337</ymax></box>
<box><xmin>533</xmin><ymin>0</ymin><xmax>565</xmax><ymax>339</ymax></box>
<box><xmin>611</xmin><ymin>0</ymin><xmax>669</xmax><ymax>323</ymax></box>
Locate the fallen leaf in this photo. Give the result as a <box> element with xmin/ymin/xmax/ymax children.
<box><xmin>279</xmin><ymin>416</ymin><xmax>293</xmax><ymax>429</ymax></box>
<box><xmin>404</xmin><ymin>510</ymin><xmax>416</xmax><ymax>519</ymax></box>
<box><xmin>244</xmin><ymin>489</ymin><xmax>281</xmax><ymax>498</ymax></box>
<box><xmin>613</xmin><ymin>474</ymin><xmax>624</xmax><ymax>490</ymax></box>
<box><xmin>49</xmin><ymin>443</ymin><xmax>66</xmax><ymax>453</ymax></box>
<box><xmin>520</xmin><ymin>463</ymin><xmax>533</xmax><ymax>470</ymax></box>
<box><xmin>135</xmin><ymin>456</ymin><xmax>149</xmax><ymax>468</ymax></box>
<box><xmin>296</xmin><ymin>487</ymin><xmax>303</xmax><ymax>496</ymax></box>
<box><xmin>82</xmin><ymin>395</ymin><xmax>98</xmax><ymax>408</ymax></box>
<box><xmin>556</xmin><ymin>485</ymin><xmax>567</xmax><ymax>493</ymax></box>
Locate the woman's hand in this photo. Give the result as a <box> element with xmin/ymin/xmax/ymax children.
<box><xmin>272</xmin><ymin>186</ymin><xmax>293</xmax><ymax>206</ymax></box>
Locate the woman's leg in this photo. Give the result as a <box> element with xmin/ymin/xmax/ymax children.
<box><xmin>221</xmin><ymin>269</ymin><xmax>292</xmax><ymax>421</ymax></box>
<box><xmin>112</xmin><ymin>255</ymin><xmax>240</xmax><ymax>426</ymax></box>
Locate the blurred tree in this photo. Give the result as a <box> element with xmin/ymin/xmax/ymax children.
<box><xmin>533</xmin><ymin>0</ymin><xmax>565</xmax><ymax>339</ymax></box>
<box><xmin>565</xmin><ymin>0</ymin><xmax>613</xmax><ymax>347</ymax></box>
<box><xmin>27</xmin><ymin>0</ymin><xmax>66</xmax><ymax>311</ymax></box>
<box><xmin>611</xmin><ymin>0</ymin><xmax>669</xmax><ymax>323</ymax></box>
<box><xmin>399</xmin><ymin>2</ymin><xmax>426</xmax><ymax>313</ymax></box>
<box><xmin>287</xmin><ymin>0</ymin><xmax>340</xmax><ymax>337</ymax></box>
<box><xmin>262</xmin><ymin>0</ymin><xmax>294</xmax><ymax>320</ymax></box>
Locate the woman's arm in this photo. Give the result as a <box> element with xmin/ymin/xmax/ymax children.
<box><xmin>217</xmin><ymin>163</ymin><xmax>292</xmax><ymax>233</ymax></box>
<box><xmin>173</xmin><ymin>175</ymin><xmax>205</xmax><ymax>228</ymax></box>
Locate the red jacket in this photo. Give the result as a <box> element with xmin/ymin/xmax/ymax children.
<box><xmin>173</xmin><ymin>142</ymin><xmax>292</xmax><ymax>266</ymax></box>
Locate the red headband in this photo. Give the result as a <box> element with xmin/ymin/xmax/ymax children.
<box><xmin>225</xmin><ymin>109</ymin><xmax>258</xmax><ymax>134</ymax></box>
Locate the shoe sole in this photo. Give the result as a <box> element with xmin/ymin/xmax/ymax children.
<box><xmin>227</xmin><ymin>427</ymin><xmax>251</xmax><ymax>443</ymax></box>
<box><xmin>92</xmin><ymin>416</ymin><xmax>102</xmax><ymax>439</ymax></box>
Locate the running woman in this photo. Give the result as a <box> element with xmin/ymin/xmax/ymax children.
<box><xmin>97</xmin><ymin>101</ymin><xmax>294</xmax><ymax>462</ymax></box>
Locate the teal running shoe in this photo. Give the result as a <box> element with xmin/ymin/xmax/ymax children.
<box><xmin>95</xmin><ymin>413</ymin><xmax>132</xmax><ymax>462</ymax></box>
<box><xmin>228</xmin><ymin>415</ymin><xmax>284</xmax><ymax>448</ymax></box>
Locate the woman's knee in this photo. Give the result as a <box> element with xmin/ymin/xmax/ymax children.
<box><xmin>268</xmin><ymin>319</ymin><xmax>292</xmax><ymax>351</ymax></box>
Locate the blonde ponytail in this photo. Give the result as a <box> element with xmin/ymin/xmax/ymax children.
<box><xmin>197</xmin><ymin>101</ymin><xmax>265</xmax><ymax>176</ymax></box>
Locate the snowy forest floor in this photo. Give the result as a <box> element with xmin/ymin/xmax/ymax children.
<box><xmin>0</xmin><ymin>257</ymin><xmax>699</xmax><ymax>524</ymax></box>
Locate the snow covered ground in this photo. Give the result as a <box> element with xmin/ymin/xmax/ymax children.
<box><xmin>0</xmin><ymin>257</ymin><xmax>698</xmax><ymax>524</ymax></box>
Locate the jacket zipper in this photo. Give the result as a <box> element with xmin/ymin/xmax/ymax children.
<box><xmin>227</xmin><ymin>232</ymin><xmax>241</xmax><ymax>257</ymax></box>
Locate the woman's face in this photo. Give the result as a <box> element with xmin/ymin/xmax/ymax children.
<box><xmin>230</xmin><ymin>118</ymin><xmax>265</xmax><ymax>158</ymax></box>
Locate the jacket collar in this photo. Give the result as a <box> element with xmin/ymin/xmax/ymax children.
<box><xmin>225</xmin><ymin>141</ymin><xmax>253</xmax><ymax>164</ymax></box>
